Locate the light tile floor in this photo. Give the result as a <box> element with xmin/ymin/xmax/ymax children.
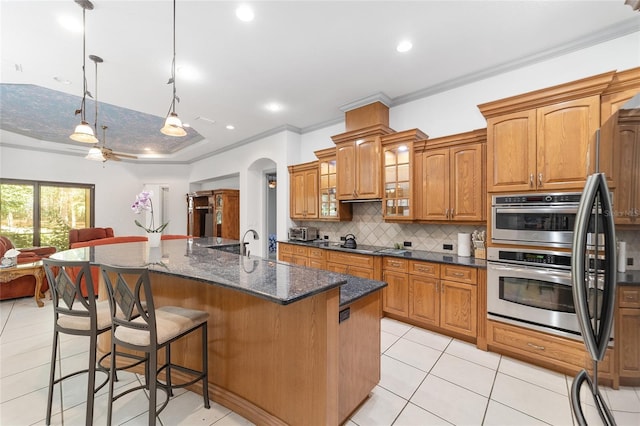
<box><xmin>1</xmin><ymin>297</ymin><xmax>639</xmax><ymax>425</ymax></box>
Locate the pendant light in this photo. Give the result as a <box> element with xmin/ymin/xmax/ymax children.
<box><xmin>160</xmin><ymin>0</ymin><xmax>187</xmax><ymax>137</ymax></box>
<box><xmin>70</xmin><ymin>0</ymin><xmax>98</xmax><ymax>143</ymax></box>
<box><xmin>86</xmin><ymin>55</ymin><xmax>106</xmax><ymax>162</ymax></box>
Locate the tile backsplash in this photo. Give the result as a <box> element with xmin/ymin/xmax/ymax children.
<box><xmin>296</xmin><ymin>202</ymin><xmax>640</xmax><ymax>270</ymax></box>
<box><xmin>297</xmin><ymin>202</ymin><xmax>485</xmax><ymax>255</ymax></box>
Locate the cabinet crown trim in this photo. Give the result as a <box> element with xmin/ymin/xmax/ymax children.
<box><xmin>288</xmin><ymin>160</ymin><xmax>318</xmax><ymax>172</ymax></box>
<box><xmin>478</xmin><ymin>71</ymin><xmax>615</xmax><ymax>118</ymax></box>
<box><xmin>602</xmin><ymin>67</ymin><xmax>640</xmax><ymax>96</ymax></box>
<box><xmin>420</xmin><ymin>128</ymin><xmax>487</xmax><ymax>151</ymax></box>
<box><xmin>380</xmin><ymin>128</ymin><xmax>429</xmax><ymax>144</ymax></box>
<box><xmin>331</xmin><ymin>124</ymin><xmax>395</xmax><ymax>144</ymax></box>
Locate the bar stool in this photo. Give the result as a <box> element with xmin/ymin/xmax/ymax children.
<box><xmin>42</xmin><ymin>259</ymin><xmax>111</xmax><ymax>426</ymax></box>
<box><xmin>100</xmin><ymin>265</ymin><xmax>210</xmax><ymax>426</ymax></box>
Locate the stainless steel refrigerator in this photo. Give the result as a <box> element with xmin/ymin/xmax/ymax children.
<box><xmin>570</xmin><ymin>170</ymin><xmax>617</xmax><ymax>425</ymax></box>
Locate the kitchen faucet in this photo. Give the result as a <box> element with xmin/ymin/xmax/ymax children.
<box><xmin>241</xmin><ymin>229</ymin><xmax>259</xmax><ymax>257</ymax></box>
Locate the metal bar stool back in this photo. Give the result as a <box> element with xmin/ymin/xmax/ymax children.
<box><xmin>100</xmin><ymin>265</ymin><xmax>210</xmax><ymax>426</ymax></box>
<box><xmin>42</xmin><ymin>258</ymin><xmax>111</xmax><ymax>426</ymax></box>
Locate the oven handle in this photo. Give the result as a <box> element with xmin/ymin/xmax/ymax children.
<box><xmin>487</xmin><ymin>262</ymin><xmax>572</xmax><ymax>286</ymax></box>
<box><xmin>494</xmin><ymin>207</ymin><xmax>578</xmax><ymax>215</ymax></box>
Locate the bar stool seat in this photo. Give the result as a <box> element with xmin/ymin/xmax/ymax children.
<box><xmin>100</xmin><ymin>265</ymin><xmax>210</xmax><ymax>426</ymax></box>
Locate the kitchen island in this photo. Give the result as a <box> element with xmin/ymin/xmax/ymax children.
<box><xmin>51</xmin><ymin>237</ymin><xmax>387</xmax><ymax>425</ymax></box>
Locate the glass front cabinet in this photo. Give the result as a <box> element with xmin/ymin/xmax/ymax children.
<box><xmin>314</xmin><ymin>148</ymin><xmax>352</xmax><ymax>221</ymax></box>
<box><xmin>380</xmin><ymin>129</ymin><xmax>428</xmax><ymax>221</ymax></box>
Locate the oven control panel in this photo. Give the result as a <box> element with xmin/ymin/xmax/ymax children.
<box><xmin>487</xmin><ymin>247</ymin><xmax>572</xmax><ymax>269</ymax></box>
<box><xmin>493</xmin><ymin>192</ymin><xmax>582</xmax><ymax>205</ymax></box>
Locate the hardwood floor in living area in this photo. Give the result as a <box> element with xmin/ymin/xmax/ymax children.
<box><xmin>1</xmin><ymin>296</ymin><xmax>639</xmax><ymax>425</ymax></box>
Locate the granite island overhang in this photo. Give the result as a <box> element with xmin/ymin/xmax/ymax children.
<box><xmin>51</xmin><ymin>237</ymin><xmax>387</xmax><ymax>425</ymax></box>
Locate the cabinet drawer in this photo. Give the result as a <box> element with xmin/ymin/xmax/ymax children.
<box><xmin>308</xmin><ymin>247</ymin><xmax>326</xmax><ymax>260</ymax></box>
<box><xmin>279</xmin><ymin>243</ymin><xmax>294</xmax><ymax>254</ymax></box>
<box><xmin>489</xmin><ymin>321</ymin><xmax>587</xmax><ymax>370</ymax></box>
<box><xmin>292</xmin><ymin>246</ymin><xmax>309</xmax><ymax>257</ymax></box>
<box><xmin>619</xmin><ymin>287</ymin><xmax>640</xmax><ymax>308</ymax></box>
<box><xmin>408</xmin><ymin>261</ymin><xmax>440</xmax><ymax>278</ymax></box>
<box><xmin>383</xmin><ymin>257</ymin><xmax>408</xmax><ymax>273</ymax></box>
<box><xmin>326</xmin><ymin>262</ymin><xmax>374</xmax><ymax>279</ymax></box>
<box><xmin>441</xmin><ymin>265</ymin><xmax>477</xmax><ymax>285</ymax></box>
<box><xmin>326</xmin><ymin>251</ymin><xmax>374</xmax><ymax>269</ymax></box>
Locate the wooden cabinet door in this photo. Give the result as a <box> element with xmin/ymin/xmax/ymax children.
<box><xmin>440</xmin><ymin>280</ymin><xmax>477</xmax><ymax>338</ymax></box>
<box><xmin>618</xmin><ymin>307</ymin><xmax>640</xmax><ymax>378</ymax></box>
<box><xmin>536</xmin><ymin>96</ymin><xmax>600</xmax><ymax>191</ymax></box>
<box><xmin>450</xmin><ymin>143</ymin><xmax>484</xmax><ymax>221</ymax></box>
<box><xmin>421</xmin><ymin>148</ymin><xmax>449</xmax><ymax>220</ymax></box>
<box><xmin>290</xmin><ymin>171</ymin><xmax>307</xmax><ymax>218</ymax></box>
<box><xmin>382</xmin><ymin>270</ymin><xmax>409</xmax><ymax>317</ymax></box>
<box><xmin>290</xmin><ymin>165</ymin><xmax>318</xmax><ymax>219</ymax></box>
<box><xmin>486</xmin><ymin>110</ymin><xmax>537</xmax><ymax>192</ymax></box>
<box><xmin>303</xmin><ymin>168</ymin><xmax>318</xmax><ymax>218</ymax></box>
<box><xmin>409</xmin><ymin>275</ymin><xmax>439</xmax><ymax>326</ymax></box>
<box><xmin>336</xmin><ymin>143</ymin><xmax>356</xmax><ymax>200</ymax></box>
<box><xmin>614</xmin><ymin>124</ymin><xmax>640</xmax><ymax>225</ymax></box>
<box><xmin>356</xmin><ymin>137</ymin><xmax>382</xmax><ymax>199</ymax></box>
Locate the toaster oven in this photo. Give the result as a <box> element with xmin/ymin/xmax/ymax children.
<box><xmin>288</xmin><ymin>226</ymin><xmax>319</xmax><ymax>241</ymax></box>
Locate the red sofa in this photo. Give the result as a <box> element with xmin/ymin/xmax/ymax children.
<box><xmin>69</xmin><ymin>227</ymin><xmax>115</xmax><ymax>248</ymax></box>
<box><xmin>0</xmin><ymin>235</ymin><xmax>56</xmax><ymax>301</ymax></box>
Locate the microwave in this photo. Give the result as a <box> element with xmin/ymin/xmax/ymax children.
<box><xmin>288</xmin><ymin>226</ymin><xmax>319</xmax><ymax>242</ymax></box>
<box><xmin>491</xmin><ymin>192</ymin><xmax>582</xmax><ymax>248</ymax></box>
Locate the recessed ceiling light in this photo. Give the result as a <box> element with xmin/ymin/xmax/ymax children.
<box><xmin>396</xmin><ymin>40</ymin><xmax>413</xmax><ymax>53</ymax></box>
<box><xmin>176</xmin><ymin>65</ymin><xmax>200</xmax><ymax>81</ymax></box>
<box><xmin>236</xmin><ymin>5</ymin><xmax>255</xmax><ymax>22</ymax></box>
<box><xmin>226</xmin><ymin>125</ymin><xmax>235</xmax><ymax>130</ymax></box>
<box><xmin>265</xmin><ymin>102</ymin><xmax>282</xmax><ymax>112</ymax></box>
<box><xmin>58</xmin><ymin>15</ymin><xmax>83</xmax><ymax>33</ymax></box>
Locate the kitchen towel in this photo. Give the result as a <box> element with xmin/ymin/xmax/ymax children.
<box><xmin>458</xmin><ymin>233</ymin><xmax>471</xmax><ymax>257</ymax></box>
<box><xmin>618</xmin><ymin>241</ymin><xmax>626</xmax><ymax>273</ymax></box>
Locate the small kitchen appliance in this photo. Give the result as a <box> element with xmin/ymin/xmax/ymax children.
<box><xmin>288</xmin><ymin>226</ymin><xmax>319</xmax><ymax>242</ymax></box>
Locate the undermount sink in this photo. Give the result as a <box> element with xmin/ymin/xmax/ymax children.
<box><xmin>375</xmin><ymin>248</ymin><xmax>408</xmax><ymax>255</ymax></box>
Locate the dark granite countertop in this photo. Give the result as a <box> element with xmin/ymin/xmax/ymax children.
<box><xmin>282</xmin><ymin>240</ymin><xmax>487</xmax><ymax>269</ymax></box>
<box><xmin>50</xmin><ymin>237</ymin><xmax>386</xmax><ymax>306</ymax></box>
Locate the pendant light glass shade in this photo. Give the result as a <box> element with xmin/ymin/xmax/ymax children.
<box><xmin>85</xmin><ymin>146</ymin><xmax>105</xmax><ymax>161</ymax></box>
<box><xmin>71</xmin><ymin>121</ymin><xmax>98</xmax><ymax>143</ymax></box>
<box><xmin>161</xmin><ymin>0</ymin><xmax>186</xmax><ymax>137</ymax></box>
<box><xmin>161</xmin><ymin>112</ymin><xmax>187</xmax><ymax>136</ymax></box>
<box><xmin>70</xmin><ymin>1</ymin><xmax>96</xmax><ymax>143</ymax></box>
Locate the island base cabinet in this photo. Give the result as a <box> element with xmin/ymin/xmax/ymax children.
<box><xmin>97</xmin><ymin>272</ymin><xmax>383</xmax><ymax>426</ymax></box>
<box><xmin>338</xmin><ymin>292</ymin><xmax>382</xmax><ymax>423</ymax></box>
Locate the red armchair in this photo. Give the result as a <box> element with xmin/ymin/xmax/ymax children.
<box><xmin>0</xmin><ymin>235</ymin><xmax>56</xmax><ymax>301</ymax></box>
<box><xmin>68</xmin><ymin>227</ymin><xmax>115</xmax><ymax>248</ymax></box>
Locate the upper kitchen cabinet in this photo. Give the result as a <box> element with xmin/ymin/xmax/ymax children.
<box><xmin>380</xmin><ymin>129</ymin><xmax>428</xmax><ymax>221</ymax></box>
<box><xmin>332</xmin><ymin>101</ymin><xmax>395</xmax><ymax>201</ymax></box>
<box><xmin>599</xmin><ymin>67</ymin><xmax>640</xmax><ymax>192</ymax></box>
<box><xmin>314</xmin><ymin>148</ymin><xmax>352</xmax><ymax>221</ymax></box>
<box><xmin>416</xmin><ymin>129</ymin><xmax>486</xmax><ymax>222</ymax></box>
<box><xmin>479</xmin><ymin>71</ymin><xmax>615</xmax><ymax>193</ymax></box>
<box><xmin>608</xmin><ymin>93</ymin><xmax>640</xmax><ymax>226</ymax></box>
<box><xmin>332</xmin><ymin>125</ymin><xmax>394</xmax><ymax>201</ymax></box>
<box><xmin>289</xmin><ymin>161</ymin><xmax>319</xmax><ymax>220</ymax></box>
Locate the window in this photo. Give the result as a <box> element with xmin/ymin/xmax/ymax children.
<box><xmin>0</xmin><ymin>179</ymin><xmax>94</xmax><ymax>251</ymax></box>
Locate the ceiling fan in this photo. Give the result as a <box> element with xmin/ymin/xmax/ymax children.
<box><xmin>86</xmin><ymin>125</ymin><xmax>138</xmax><ymax>162</ymax></box>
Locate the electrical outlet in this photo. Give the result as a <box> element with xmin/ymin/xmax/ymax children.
<box><xmin>443</xmin><ymin>244</ymin><xmax>453</xmax><ymax>250</ymax></box>
<box><xmin>628</xmin><ymin>258</ymin><xmax>634</xmax><ymax>266</ymax></box>
<box><xmin>340</xmin><ymin>236</ymin><xmax>346</xmax><ymax>241</ymax></box>
<box><xmin>403</xmin><ymin>241</ymin><xmax>412</xmax><ymax>247</ymax></box>
<box><xmin>324</xmin><ymin>235</ymin><xmax>329</xmax><ymax>240</ymax></box>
